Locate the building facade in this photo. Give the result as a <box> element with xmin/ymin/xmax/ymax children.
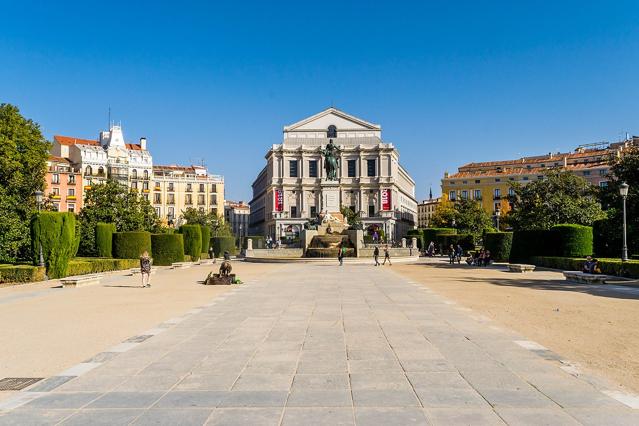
<box><xmin>441</xmin><ymin>138</ymin><xmax>637</xmax><ymax>215</ymax></box>
<box><xmin>224</xmin><ymin>200</ymin><xmax>250</xmax><ymax>238</ymax></box>
<box><xmin>51</xmin><ymin>125</ymin><xmax>153</xmax><ymax>202</ymax></box>
<box><xmin>249</xmin><ymin>108</ymin><xmax>417</xmax><ymax>242</ymax></box>
<box><xmin>417</xmin><ymin>197</ymin><xmax>441</xmax><ymax>228</ymax></box>
<box><xmin>152</xmin><ymin>165</ymin><xmax>224</xmax><ymax>225</ymax></box>
<box><xmin>44</xmin><ymin>156</ymin><xmax>83</xmax><ymax>212</ymax></box>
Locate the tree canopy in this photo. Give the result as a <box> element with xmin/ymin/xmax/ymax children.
<box><xmin>0</xmin><ymin>104</ymin><xmax>50</xmax><ymax>262</ymax></box>
<box><xmin>507</xmin><ymin>169</ymin><xmax>605</xmax><ymax>231</ymax></box>
<box><xmin>181</xmin><ymin>207</ymin><xmax>232</xmax><ymax>237</ymax></box>
<box><xmin>430</xmin><ymin>199</ymin><xmax>492</xmax><ymax>236</ymax></box>
<box><xmin>78</xmin><ymin>181</ymin><xmax>160</xmax><ymax>256</ymax></box>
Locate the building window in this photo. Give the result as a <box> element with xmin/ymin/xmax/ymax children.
<box><xmin>154</xmin><ymin>193</ymin><xmax>161</xmax><ymax>203</ymax></box>
<box><xmin>144</xmin><ymin>170</ymin><xmax>149</xmax><ymax>179</ymax></box>
<box><xmin>168</xmin><ymin>194</ymin><xmax>175</xmax><ymax>204</ymax></box>
<box><xmin>68</xmin><ymin>188</ymin><xmax>75</xmax><ymax>196</ymax></box>
<box><xmin>493</xmin><ymin>188</ymin><xmax>501</xmax><ymax>199</ymax></box>
<box><xmin>290</xmin><ymin>206</ymin><xmax>297</xmax><ymax>218</ymax></box>
<box><xmin>599</xmin><ymin>169</ymin><xmax>607</xmax><ymax>176</ymax></box>
<box><xmin>310</xmin><ymin>206</ymin><xmax>317</xmax><ymax>217</ymax></box>
<box><xmin>495</xmin><ymin>178</ymin><xmax>501</xmax><ymax>182</ymax></box>
<box><xmin>289</xmin><ymin>160</ymin><xmax>298</xmax><ymax>178</ymax></box>
<box><xmin>473</xmin><ymin>189</ymin><xmax>481</xmax><ymax>200</ymax></box>
<box><xmin>186</xmin><ymin>183</ymin><xmax>192</xmax><ymax>192</ymax></box>
<box><xmin>51</xmin><ymin>174</ymin><xmax>60</xmax><ymax>184</ymax></box>
<box><xmin>327</xmin><ymin>125</ymin><xmax>337</xmax><ymax>138</ymax></box>
<box><xmin>368</xmin><ymin>205</ymin><xmax>375</xmax><ymax>217</ymax></box>
<box><xmin>348</xmin><ymin>160</ymin><xmax>356</xmax><ymax>177</ymax></box>
<box><xmin>85</xmin><ymin>166</ymin><xmax>92</xmax><ymax>176</ymax></box>
<box><xmin>523</xmin><ymin>177</ymin><xmax>529</xmax><ymax>181</ymax></box>
<box><xmin>210</xmin><ymin>194</ymin><xmax>217</xmax><ymax>205</ymax></box>
<box><xmin>199</xmin><ymin>184</ymin><xmax>205</xmax><ymax>192</ymax></box>
<box><xmin>132</xmin><ymin>181</ymin><xmax>138</xmax><ymax>189</ymax></box>
<box><xmin>68</xmin><ymin>174</ymin><xmax>75</xmax><ymax>184</ymax></box>
<box><xmin>155</xmin><ymin>207</ymin><xmax>161</xmax><ymax>216</ymax></box>
<box><xmin>494</xmin><ymin>203</ymin><xmax>500</xmax><ymax>211</ymax></box>
<box><xmin>367</xmin><ymin>159</ymin><xmax>376</xmax><ymax>177</ymax></box>
<box><xmin>154</xmin><ymin>181</ymin><xmax>160</xmax><ymax>190</ymax></box>
<box><xmin>168</xmin><ymin>183</ymin><xmax>174</xmax><ymax>192</ymax></box>
<box><xmin>198</xmin><ymin>194</ymin><xmax>205</xmax><ymax>205</ymax></box>
<box><xmin>68</xmin><ymin>204</ymin><xmax>75</xmax><ymax>213</ymax></box>
<box><xmin>508</xmin><ymin>187</ymin><xmax>515</xmax><ymax>197</ymax></box>
<box><xmin>52</xmin><ymin>187</ymin><xmax>60</xmax><ymax>196</ymax></box>
<box><xmin>143</xmin><ymin>181</ymin><xmax>149</xmax><ymax>190</ymax></box>
<box><xmin>449</xmin><ymin>191</ymin><xmax>456</xmax><ymax>201</ymax></box>
<box><xmin>211</xmin><ymin>184</ymin><xmax>217</xmax><ymax>192</ymax></box>
<box><xmin>309</xmin><ymin>160</ymin><xmax>318</xmax><ymax>178</ymax></box>
<box><xmin>98</xmin><ymin>166</ymin><xmax>104</xmax><ymax>176</ymax></box>
<box><xmin>168</xmin><ymin>207</ymin><xmax>174</xmax><ymax>217</ymax></box>
<box><xmin>461</xmin><ymin>190</ymin><xmax>468</xmax><ymax>200</ymax></box>
<box><xmin>186</xmin><ymin>194</ymin><xmax>192</xmax><ymax>205</ymax></box>
<box><xmin>583</xmin><ymin>171</ymin><xmax>591</xmax><ymax>176</ymax></box>
<box><xmin>475</xmin><ymin>180</ymin><xmax>480</xmax><ymax>184</ymax></box>
<box><xmin>144</xmin><ymin>194</ymin><xmax>149</xmax><ymax>201</ymax></box>
<box><xmin>599</xmin><ymin>181</ymin><xmax>608</xmax><ymax>188</ymax></box>
<box><xmin>132</xmin><ymin>169</ymin><xmax>137</xmax><ymax>179</ymax></box>
<box><xmin>537</xmin><ymin>175</ymin><xmax>544</xmax><ymax>180</ymax></box>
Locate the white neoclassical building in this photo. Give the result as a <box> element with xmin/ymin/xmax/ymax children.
<box><xmin>249</xmin><ymin>108</ymin><xmax>417</xmax><ymax>243</ymax></box>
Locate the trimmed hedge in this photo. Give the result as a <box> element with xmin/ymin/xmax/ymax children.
<box><xmin>112</xmin><ymin>231</ymin><xmax>152</xmax><ymax>259</ymax></box>
<box><xmin>0</xmin><ymin>264</ymin><xmax>46</xmax><ymax>284</ymax></box>
<box><xmin>593</xmin><ymin>219</ymin><xmax>621</xmax><ymax>258</ymax></box>
<box><xmin>530</xmin><ymin>256</ymin><xmax>639</xmax><ymax>279</ymax></box>
<box><xmin>96</xmin><ymin>222</ymin><xmax>116</xmax><ymax>258</ymax></box>
<box><xmin>179</xmin><ymin>225</ymin><xmax>202</xmax><ymax>262</ymax></box>
<box><xmin>423</xmin><ymin>228</ymin><xmax>456</xmax><ymax>246</ymax></box>
<box><xmin>212</xmin><ymin>236</ymin><xmax>236</xmax><ymax>257</ymax></box>
<box><xmin>406</xmin><ymin>229</ymin><xmax>424</xmax><ymax>249</ymax></box>
<box><xmin>551</xmin><ymin>224</ymin><xmax>593</xmax><ymax>257</ymax></box>
<box><xmin>67</xmin><ymin>258</ymin><xmax>139</xmax><ymax>276</ymax></box>
<box><xmin>200</xmin><ymin>225</ymin><xmax>211</xmax><ymax>254</ymax></box>
<box><xmin>483</xmin><ymin>232</ymin><xmax>513</xmax><ymax>261</ymax></box>
<box><xmin>151</xmin><ymin>233</ymin><xmax>185</xmax><ymax>266</ymax></box>
<box><xmin>509</xmin><ymin>230</ymin><xmax>551</xmax><ymax>262</ymax></box>
<box><xmin>242</xmin><ymin>235</ymin><xmax>265</xmax><ymax>249</ymax></box>
<box><xmin>435</xmin><ymin>234</ymin><xmax>475</xmax><ymax>254</ymax></box>
<box><xmin>30</xmin><ymin>212</ymin><xmax>76</xmax><ymax>279</ymax></box>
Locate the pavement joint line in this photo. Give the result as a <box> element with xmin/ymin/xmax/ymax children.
<box><xmin>602</xmin><ymin>390</ymin><xmax>639</xmax><ymax>409</ymax></box>
<box><xmin>514</xmin><ymin>340</ymin><xmax>548</xmax><ymax>351</ymax></box>
<box><xmin>108</xmin><ymin>342</ymin><xmax>141</xmax><ymax>353</ymax></box>
<box><xmin>0</xmin><ymin>391</ymin><xmax>45</xmax><ymax>411</ymax></box>
<box><xmin>58</xmin><ymin>362</ymin><xmax>101</xmax><ymax>376</ymax></box>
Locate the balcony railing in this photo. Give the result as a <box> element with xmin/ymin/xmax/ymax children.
<box><xmin>493</xmin><ymin>195</ymin><xmax>501</xmax><ymax>200</ymax></box>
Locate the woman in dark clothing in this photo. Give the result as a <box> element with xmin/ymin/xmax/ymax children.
<box><xmin>140</xmin><ymin>251</ymin><xmax>152</xmax><ymax>288</ymax></box>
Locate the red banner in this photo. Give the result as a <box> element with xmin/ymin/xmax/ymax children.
<box><xmin>274</xmin><ymin>189</ymin><xmax>284</xmax><ymax>212</ymax></box>
<box><xmin>381</xmin><ymin>189</ymin><xmax>391</xmax><ymax>211</ymax></box>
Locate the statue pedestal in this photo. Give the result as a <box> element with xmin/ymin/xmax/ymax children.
<box><xmin>321</xmin><ymin>180</ymin><xmax>340</xmax><ymax>213</ymax></box>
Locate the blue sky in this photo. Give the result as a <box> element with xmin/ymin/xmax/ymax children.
<box><xmin>1</xmin><ymin>1</ymin><xmax>638</xmax><ymax>202</ymax></box>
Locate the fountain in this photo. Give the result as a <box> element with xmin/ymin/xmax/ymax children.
<box><xmin>304</xmin><ymin>211</ymin><xmax>355</xmax><ymax>258</ymax></box>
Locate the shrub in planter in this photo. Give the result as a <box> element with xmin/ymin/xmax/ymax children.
<box><xmin>178</xmin><ymin>225</ymin><xmax>202</xmax><ymax>262</ymax></box>
<box><xmin>112</xmin><ymin>231</ymin><xmax>152</xmax><ymax>259</ymax></box>
<box><xmin>151</xmin><ymin>233</ymin><xmax>184</xmax><ymax>266</ymax></box>
<box><xmin>200</xmin><ymin>225</ymin><xmax>211</xmax><ymax>254</ymax></box>
<box><xmin>483</xmin><ymin>232</ymin><xmax>513</xmax><ymax>261</ymax></box>
<box><xmin>423</xmin><ymin>228</ymin><xmax>456</xmax><ymax>246</ymax></box>
<box><xmin>509</xmin><ymin>229</ymin><xmax>552</xmax><ymax>262</ymax></box>
<box><xmin>30</xmin><ymin>212</ymin><xmax>76</xmax><ymax>278</ymax></box>
<box><xmin>0</xmin><ymin>264</ymin><xmax>46</xmax><ymax>284</ymax></box>
<box><xmin>551</xmin><ymin>224</ymin><xmax>593</xmax><ymax>257</ymax></box>
<box><xmin>212</xmin><ymin>236</ymin><xmax>236</xmax><ymax>257</ymax></box>
<box><xmin>95</xmin><ymin>222</ymin><xmax>116</xmax><ymax>257</ymax></box>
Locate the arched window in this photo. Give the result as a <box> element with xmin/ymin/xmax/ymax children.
<box><xmin>132</xmin><ymin>169</ymin><xmax>138</xmax><ymax>179</ymax></box>
<box><xmin>85</xmin><ymin>165</ymin><xmax>92</xmax><ymax>176</ymax></box>
<box><xmin>143</xmin><ymin>170</ymin><xmax>149</xmax><ymax>179</ymax></box>
<box><xmin>327</xmin><ymin>125</ymin><xmax>337</xmax><ymax>138</ymax></box>
<box><xmin>98</xmin><ymin>166</ymin><xmax>104</xmax><ymax>176</ymax></box>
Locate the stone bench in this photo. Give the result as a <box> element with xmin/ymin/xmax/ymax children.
<box><xmin>563</xmin><ymin>271</ymin><xmax>611</xmax><ymax>284</ymax></box>
<box><xmin>60</xmin><ymin>274</ymin><xmax>103</xmax><ymax>288</ymax></box>
<box><xmin>171</xmin><ymin>262</ymin><xmax>193</xmax><ymax>269</ymax></box>
<box><xmin>508</xmin><ymin>264</ymin><xmax>536</xmax><ymax>273</ymax></box>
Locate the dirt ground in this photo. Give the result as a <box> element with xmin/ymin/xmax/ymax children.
<box><xmin>0</xmin><ymin>262</ymin><xmax>284</xmax><ymax>383</ymax></box>
<box><xmin>393</xmin><ymin>261</ymin><xmax>639</xmax><ymax>394</ymax></box>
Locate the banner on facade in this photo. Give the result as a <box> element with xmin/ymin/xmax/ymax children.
<box><xmin>274</xmin><ymin>189</ymin><xmax>284</xmax><ymax>212</ymax></box>
<box><xmin>381</xmin><ymin>189</ymin><xmax>392</xmax><ymax>211</ymax></box>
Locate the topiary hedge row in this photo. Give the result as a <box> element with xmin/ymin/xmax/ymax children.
<box><xmin>435</xmin><ymin>234</ymin><xmax>475</xmax><ymax>254</ymax></box>
<box><xmin>66</xmin><ymin>258</ymin><xmax>140</xmax><ymax>276</ymax></box>
<box><xmin>112</xmin><ymin>231</ymin><xmax>152</xmax><ymax>259</ymax></box>
<box><xmin>179</xmin><ymin>225</ymin><xmax>202</xmax><ymax>261</ymax></box>
<box><xmin>529</xmin><ymin>256</ymin><xmax>639</xmax><ymax>278</ymax></box>
<box><xmin>423</xmin><ymin>228</ymin><xmax>456</xmax><ymax>246</ymax></box>
<box><xmin>95</xmin><ymin>222</ymin><xmax>116</xmax><ymax>257</ymax></box>
<box><xmin>200</xmin><ymin>225</ymin><xmax>211</xmax><ymax>254</ymax></box>
<box><xmin>30</xmin><ymin>212</ymin><xmax>76</xmax><ymax>279</ymax></box>
<box><xmin>0</xmin><ymin>264</ymin><xmax>47</xmax><ymax>284</ymax></box>
<box><xmin>406</xmin><ymin>229</ymin><xmax>424</xmax><ymax>249</ymax></box>
<box><xmin>151</xmin><ymin>233</ymin><xmax>185</xmax><ymax>265</ymax></box>
<box><xmin>213</xmin><ymin>236</ymin><xmax>236</xmax><ymax>257</ymax></box>
<box><xmin>552</xmin><ymin>224</ymin><xmax>593</xmax><ymax>257</ymax></box>
<box><xmin>483</xmin><ymin>232</ymin><xmax>513</xmax><ymax>261</ymax></box>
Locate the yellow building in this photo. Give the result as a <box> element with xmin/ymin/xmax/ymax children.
<box><xmin>441</xmin><ymin>139</ymin><xmax>636</xmax><ymax>215</ymax></box>
<box><xmin>152</xmin><ymin>165</ymin><xmax>224</xmax><ymax>226</ymax></box>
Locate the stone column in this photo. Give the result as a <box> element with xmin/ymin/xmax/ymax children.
<box><xmin>247</xmin><ymin>238</ymin><xmax>253</xmax><ymax>251</ymax></box>
<box><xmin>401</xmin><ymin>238</ymin><xmax>406</xmax><ymax>248</ymax></box>
<box><xmin>411</xmin><ymin>237</ymin><xmax>417</xmax><ymax>249</ymax></box>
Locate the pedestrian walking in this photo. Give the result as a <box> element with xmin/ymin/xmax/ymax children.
<box><xmin>373</xmin><ymin>246</ymin><xmax>380</xmax><ymax>266</ymax></box>
<box><xmin>455</xmin><ymin>244</ymin><xmax>464</xmax><ymax>264</ymax></box>
<box><xmin>208</xmin><ymin>245</ymin><xmax>214</xmax><ymax>259</ymax></box>
<box><xmin>448</xmin><ymin>244</ymin><xmax>456</xmax><ymax>264</ymax></box>
<box><xmin>140</xmin><ymin>250</ymin><xmax>152</xmax><ymax>288</ymax></box>
<box><xmin>338</xmin><ymin>244</ymin><xmax>344</xmax><ymax>266</ymax></box>
<box><xmin>382</xmin><ymin>245</ymin><xmax>392</xmax><ymax>265</ymax></box>
<box><xmin>427</xmin><ymin>241</ymin><xmax>435</xmax><ymax>257</ymax></box>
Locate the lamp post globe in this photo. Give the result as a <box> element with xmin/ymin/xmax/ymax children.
<box><xmin>620</xmin><ymin>182</ymin><xmax>629</xmax><ymax>262</ymax></box>
<box><xmin>494</xmin><ymin>208</ymin><xmax>501</xmax><ymax>230</ymax></box>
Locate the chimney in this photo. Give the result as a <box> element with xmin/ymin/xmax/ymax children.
<box><xmin>140</xmin><ymin>137</ymin><xmax>147</xmax><ymax>150</ymax></box>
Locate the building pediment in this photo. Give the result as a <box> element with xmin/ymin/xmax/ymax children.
<box><xmin>284</xmin><ymin>107</ymin><xmax>381</xmax><ymax>133</ymax></box>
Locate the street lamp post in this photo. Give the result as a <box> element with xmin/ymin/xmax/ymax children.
<box><xmin>494</xmin><ymin>209</ymin><xmax>501</xmax><ymax>231</ymax></box>
<box><xmin>620</xmin><ymin>182</ymin><xmax>629</xmax><ymax>262</ymax></box>
<box><xmin>34</xmin><ymin>191</ymin><xmax>45</xmax><ymax>269</ymax></box>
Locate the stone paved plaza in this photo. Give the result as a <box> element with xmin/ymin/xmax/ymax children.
<box><xmin>1</xmin><ymin>263</ymin><xmax>638</xmax><ymax>425</ymax></box>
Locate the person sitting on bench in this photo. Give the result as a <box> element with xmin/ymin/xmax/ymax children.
<box><xmin>582</xmin><ymin>256</ymin><xmax>600</xmax><ymax>274</ymax></box>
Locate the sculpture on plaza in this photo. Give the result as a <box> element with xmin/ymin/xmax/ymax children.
<box><xmin>321</xmin><ymin>139</ymin><xmax>340</xmax><ymax>180</ymax></box>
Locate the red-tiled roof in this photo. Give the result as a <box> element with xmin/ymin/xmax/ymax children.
<box><xmin>459</xmin><ymin>148</ymin><xmax>614</xmax><ymax>169</ymax></box>
<box><xmin>48</xmin><ymin>155</ymin><xmax>69</xmax><ymax>163</ymax></box>
<box><xmin>447</xmin><ymin>162</ymin><xmax>608</xmax><ymax>179</ymax></box>
<box><xmin>54</xmin><ymin>135</ymin><xmax>99</xmax><ymax>146</ymax></box>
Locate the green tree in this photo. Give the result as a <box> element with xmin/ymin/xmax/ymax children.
<box><xmin>430</xmin><ymin>200</ymin><xmax>457</xmax><ymax>228</ymax></box>
<box><xmin>0</xmin><ymin>104</ymin><xmax>50</xmax><ymax>262</ymax></box>
<box><xmin>181</xmin><ymin>207</ymin><xmax>232</xmax><ymax>237</ymax></box>
<box><xmin>430</xmin><ymin>199</ymin><xmax>491</xmax><ymax>237</ymax></box>
<box><xmin>507</xmin><ymin>169</ymin><xmax>605</xmax><ymax>231</ymax></box>
<box><xmin>78</xmin><ymin>181</ymin><xmax>160</xmax><ymax>256</ymax></box>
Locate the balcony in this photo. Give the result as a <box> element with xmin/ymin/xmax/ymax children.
<box><xmin>493</xmin><ymin>195</ymin><xmax>501</xmax><ymax>200</ymax></box>
<box><xmin>67</xmin><ymin>195</ymin><xmax>76</xmax><ymax>200</ymax></box>
<box><xmin>51</xmin><ymin>195</ymin><xmax>61</xmax><ymax>200</ymax></box>
<box><xmin>154</xmin><ymin>186</ymin><xmax>161</xmax><ymax>191</ymax></box>
<box><xmin>167</xmin><ymin>200</ymin><xmax>175</xmax><ymax>205</ymax></box>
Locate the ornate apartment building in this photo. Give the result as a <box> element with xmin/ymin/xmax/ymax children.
<box><xmin>44</xmin><ymin>156</ymin><xmax>83</xmax><ymax>212</ymax></box>
<box><xmin>249</xmin><ymin>108</ymin><xmax>417</xmax><ymax>242</ymax></box>
<box><xmin>417</xmin><ymin>196</ymin><xmax>441</xmax><ymax>228</ymax></box>
<box><xmin>441</xmin><ymin>137</ymin><xmax>638</xmax><ymax>215</ymax></box>
<box><xmin>224</xmin><ymin>200</ymin><xmax>250</xmax><ymax>238</ymax></box>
